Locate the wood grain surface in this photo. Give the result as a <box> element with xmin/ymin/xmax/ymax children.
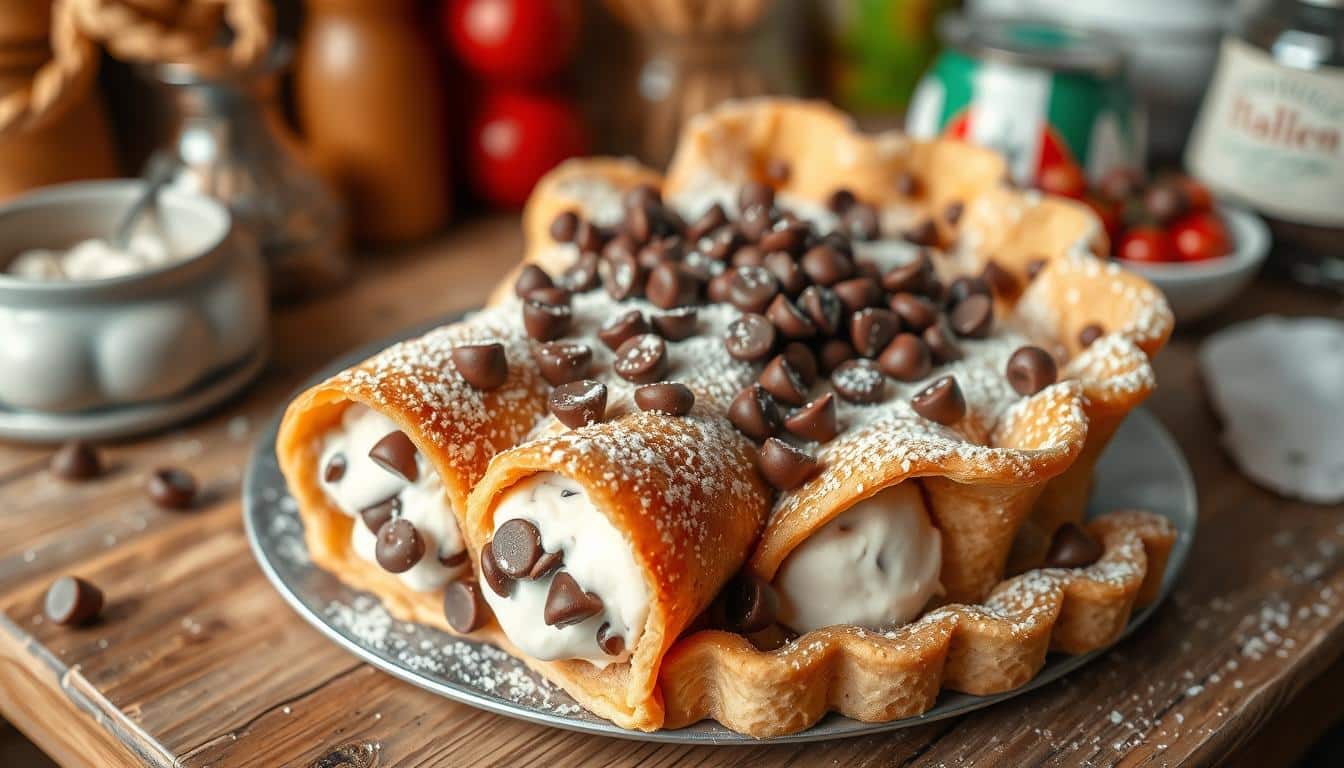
<box><xmin>1</xmin><ymin>216</ymin><xmax>1342</xmax><ymax>767</ymax></box>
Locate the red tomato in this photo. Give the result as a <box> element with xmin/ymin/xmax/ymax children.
<box><xmin>1038</xmin><ymin>163</ymin><xmax>1087</xmax><ymax>199</ymax></box>
<box><xmin>1117</xmin><ymin>227</ymin><xmax>1177</xmax><ymax>263</ymax></box>
<box><xmin>1177</xmin><ymin>176</ymin><xmax>1215</xmax><ymax>213</ymax></box>
<box><xmin>468</xmin><ymin>89</ymin><xmax>588</xmax><ymax>208</ymax></box>
<box><xmin>445</xmin><ymin>0</ymin><xmax>581</xmax><ymax>84</ymax></box>
<box><xmin>1169</xmin><ymin>212</ymin><xmax>1231</xmax><ymax>262</ymax></box>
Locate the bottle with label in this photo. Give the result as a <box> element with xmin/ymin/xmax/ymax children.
<box><xmin>1185</xmin><ymin>0</ymin><xmax>1344</xmax><ymax>289</ymax></box>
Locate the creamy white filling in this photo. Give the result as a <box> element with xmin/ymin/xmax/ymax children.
<box><xmin>317</xmin><ymin>404</ymin><xmax>467</xmax><ymax>592</ymax></box>
<box><xmin>480</xmin><ymin>472</ymin><xmax>650</xmax><ymax>668</ymax></box>
<box><xmin>8</xmin><ymin>225</ymin><xmax>186</xmax><ymax>281</ymax></box>
<box><xmin>774</xmin><ymin>482</ymin><xmax>942</xmax><ymax>633</ymax></box>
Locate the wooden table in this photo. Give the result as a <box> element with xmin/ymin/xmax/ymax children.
<box><xmin>2</xmin><ymin>217</ymin><xmax>1342</xmax><ymax>768</ymax></box>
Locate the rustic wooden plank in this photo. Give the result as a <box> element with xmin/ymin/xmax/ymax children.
<box><xmin>0</xmin><ymin>215</ymin><xmax>1342</xmax><ymax>767</ymax></box>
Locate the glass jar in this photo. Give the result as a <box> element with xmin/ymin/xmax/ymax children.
<box><xmin>1185</xmin><ymin>0</ymin><xmax>1344</xmax><ymax>289</ymax></box>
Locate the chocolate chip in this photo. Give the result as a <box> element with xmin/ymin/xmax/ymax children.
<box><xmin>493</xmin><ymin>518</ymin><xmax>543</xmax><ymax>579</ymax></box>
<box><xmin>981</xmin><ymin>260</ymin><xmax>1018</xmax><ymax>297</ymax></box>
<box><xmin>600</xmin><ymin>242</ymin><xmax>645</xmax><ymax>300</ymax></box>
<box><xmin>359</xmin><ymin>496</ymin><xmax>399</xmax><ymax>533</ymax></box>
<box><xmin>623</xmin><ymin>183</ymin><xmax>661</xmax><ymax>213</ymax></box>
<box><xmin>831</xmin><ymin>359</ymin><xmax>886</xmax><ymax>404</ymax></box>
<box><xmin>949</xmin><ymin>293</ymin><xmax>993</xmax><ymax>338</ymax></box>
<box><xmin>635</xmin><ymin>382</ymin><xmax>695</xmax><ymax>416</ymax></box>
<box><xmin>375</xmin><ymin>518</ymin><xmax>425</xmax><ymax>573</ymax></box>
<box><xmin>544</xmin><ymin>571</ymin><xmax>605</xmax><ymax>628</ymax></box>
<box><xmin>798</xmin><ymin>285</ymin><xmax>844</xmax><ymax>336</ymax></box>
<box><xmin>944</xmin><ymin>200</ymin><xmax>964</xmax><ymax>225</ymax></box>
<box><xmin>759</xmin><ymin>223</ymin><xmax>807</xmax><ymax>255</ymax></box>
<box><xmin>369</xmin><ymin>430</ymin><xmax>419</xmax><ymax>483</ymax></box>
<box><xmin>738</xmin><ymin>205</ymin><xmax>773</xmax><ymax>242</ymax></box>
<box><xmin>443</xmin><ymin>580</ymin><xmax>488</xmax><ymax>632</ymax></box>
<box><xmin>529</xmin><ymin>549</ymin><xmax>564</xmax><ymax>580</ymax></box>
<box><xmin>726</xmin><ymin>266</ymin><xmax>780</xmax><ymax>314</ymax></box>
<box><xmin>439</xmin><ymin>548</ymin><xmax>469</xmax><ymax>568</ymax></box>
<box><xmin>738</xmin><ymin>181</ymin><xmax>775</xmax><ymax>214</ymax></box>
<box><xmin>879</xmin><ymin>333</ymin><xmax>932</xmax><ymax>382</ymax></box>
<box><xmin>888</xmin><ymin>292</ymin><xmax>938</xmax><ymax>332</ymax></box>
<box><xmin>528</xmin><ymin>286</ymin><xmax>571</xmax><ymax>307</ymax></box>
<box><xmin>51</xmin><ymin>441</ymin><xmax>101</xmax><ymax>481</ymax></box>
<box><xmin>902</xmin><ymin>218</ymin><xmax>939</xmax><ymax>246</ymax></box>
<box><xmin>687</xmin><ymin>204</ymin><xmax>728</xmax><ymax>243</ymax></box>
<box><xmin>1044</xmin><ymin>522</ymin><xmax>1103</xmax><ymax>569</ymax></box>
<box><xmin>725</xmin><ymin>572</ymin><xmax>780</xmax><ymax>634</ymax></box>
<box><xmin>784</xmin><ymin>393</ymin><xmax>839</xmax><ymax>443</ymax></box>
<box><xmin>826</xmin><ymin>188</ymin><xmax>857</xmax><ymax>214</ymax></box>
<box><xmin>842</xmin><ymin>203</ymin><xmax>880</xmax><ymax>241</ymax></box>
<box><xmin>651</xmin><ymin>307</ymin><xmax>698</xmax><ymax>341</ymax></box>
<box><xmin>724</xmin><ymin>313</ymin><xmax>777</xmax><ymax>362</ymax></box>
<box><xmin>1143</xmin><ymin>181</ymin><xmax>1189</xmax><ymax>225</ymax></box>
<box><xmin>532</xmin><ymin>341</ymin><xmax>593</xmax><ymax>386</ymax></box>
<box><xmin>549</xmin><ymin>379</ymin><xmax>608</xmax><ymax>429</ymax></box>
<box><xmin>574</xmin><ymin>220</ymin><xmax>606</xmax><ymax>253</ymax></box>
<box><xmin>523</xmin><ymin>296</ymin><xmax>573</xmax><ymax>342</ymax></box>
<box><xmin>817</xmin><ymin>338</ymin><xmax>857</xmax><ymax>375</ymax></box>
<box><xmin>831</xmin><ymin>277</ymin><xmax>879</xmax><ymax>314</ymax></box>
<box><xmin>637</xmin><ymin>235</ymin><xmax>684</xmax><ymax>269</ymax></box>
<box><xmin>645</xmin><ymin>262</ymin><xmax>698</xmax><ymax>309</ymax></box>
<box><xmin>728</xmin><ymin>383</ymin><xmax>782</xmax><ymax>442</ymax></box>
<box><xmin>758</xmin><ymin>438</ymin><xmax>820</xmax><ymax>490</ymax></box>
<box><xmin>894</xmin><ymin>171</ymin><xmax>921</xmax><ymax>197</ymax></box>
<box><xmin>946</xmin><ymin>276</ymin><xmax>990</xmax><ymax>307</ymax></box>
<box><xmin>515</xmin><ymin>264</ymin><xmax>554</xmax><ymax>299</ymax></box>
<box><xmin>732</xmin><ymin>245</ymin><xmax>767</xmax><ymax>270</ymax></box>
<box><xmin>597</xmin><ymin>622</ymin><xmax>625</xmax><ymax>655</ymax></box>
<box><xmin>624</xmin><ymin>204</ymin><xmax>653</xmax><ymax>244</ymax></box>
<box><xmin>44</xmin><ymin>576</ymin><xmax>103</xmax><ymax>626</ymax></box>
<box><xmin>452</xmin><ymin>343</ymin><xmax>509</xmax><ymax>390</ymax></box>
<box><xmin>911</xmin><ymin>375</ymin><xmax>966</xmax><ymax>425</ymax></box>
<box><xmin>561</xmin><ymin>251</ymin><xmax>600</xmax><ymax>292</ymax></box>
<box><xmin>707</xmin><ymin>270</ymin><xmax>735</xmax><ymax>303</ymax></box>
<box><xmin>147</xmin><ymin>467</ymin><xmax>197</xmax><ymax>510</ymax></box>
<box><xmin>783</xmin><ymin>342</ymin><xmax>819</xmax><ymax>386</ymax></box>
<box><xmin>1079</xmin><ymin>323</ymin><xmax>1105</xmax><ymax>348</ymax></box>
<box><xmin>480</xmin><ymin>542</ymin><xmax>513</xmax><ymax>597</ymax></box>
<box><xmin>882</xmin><ymin>252</ymin><xmax>934</xmax><ymax>295</ymax></box>
<box><xmin>549</xmin><ymin>211</ymin><xmax>579</xmax><ymax>243</ymax></box>
<box><xmin>324</xmin><ymin>453</ymin><xmax>347</xmax><ymax>483</ymax></box>
<box><xmin>614</xmin><ymin>334</ymin><xmax>668</xmax><ymax>384</ymax></box>
<box><xmin>850</xmin><ymin>308</ymin><xmax>902</xmax><ymax>358</ymax></box>
<box><xmin>922</xmin><ymin>320</ymin><xmax>963</xmax><ymax>364</ymax></box>
<box><xmin>598</xmin><ymin>309</ymin><xmax>648</xmax><ymax>350</ymax></box>
<box><xmin>765</xmin><ymin>295</ymin><xmax>816</xmax><ymax>340</ymax></box>
<box><xmin>800</xmin><ymin>245</ymin><xmax>854</xmax><ymax>286</ymax></box>
<box><xmin>1025</xmin><ymin>258</ymin><xmax>1047</xmax><ymax>281</ymax></box>
<box><xmin>1006</xmin><ymin>346</ymin><xmax>1058</xmax><ymax>396</ymax></box>
<box><xmin>759</xmin><ymin>354</ymin><xmax>808</xmax><ymax>406</ymax></box>
<box><xmin>702</xmin><ymin>225</ymin><xmax>741</xmax><ymax>261</ymax></box>
<box><xmin>763</xmin><ymin>251</ymin><xmax>808</xmax><ymax>296</ymax></box>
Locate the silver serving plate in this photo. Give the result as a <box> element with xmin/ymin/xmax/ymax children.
<box><xmin>243</xmin><ymin>319</ymin><xmax>1196</xmax><ymax>744</ymax></box>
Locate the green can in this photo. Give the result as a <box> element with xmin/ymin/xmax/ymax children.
<box><xmin>906</xmin><ymin>15</ymin><xmax>1145</xmax><ymax>192</ymax></box>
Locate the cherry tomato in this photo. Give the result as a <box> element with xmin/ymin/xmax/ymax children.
<box><xmin>445</xmin><ymin>0</ymin><xmax>581</xmax><ymax>84</ymax></box>
<box><xmin>468</xmin><ymin>89</ymin><xmax>588</xmax><ymax>208</ymax></box>
<box><xmin>1096</xmin><ymin>167</ymin><xmax>1142</xmax><ymax>203</ymax></box>
<box><xmin>1177</xmin><ymin>176</ymin><xmax>1215</xmax><ymax>213</ymax></box>
<box><xmin>1117</xmin><ymin>227</ymin><xmax>1177</xmax><ymax>264</ymax></box>
<box><xmin>1169</xmin><ymin>212</ymin><xmax>1231</xmax><ymax>262</ymax></box>
<box><xmin>1038</xmin><ymin>162</ymin><xmax>1087</xmax><ymax>199</ymax></box>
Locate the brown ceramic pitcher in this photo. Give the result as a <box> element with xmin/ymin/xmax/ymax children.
<box><xmin>295</xmin><ymin>0</ymin><xmax>451</xmax><ymax>245</ymax></box>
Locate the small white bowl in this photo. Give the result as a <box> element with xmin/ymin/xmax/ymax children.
<box><xmin>1120</xmin><ymin>205</ymin><xmax>1271</xmax><ymax>324</ymax></box>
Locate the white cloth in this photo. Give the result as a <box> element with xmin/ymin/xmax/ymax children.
<box><xmin>1199</xmin><ymin>316</ymin><xmax>1344</xmax><ymax>505</ymax></box>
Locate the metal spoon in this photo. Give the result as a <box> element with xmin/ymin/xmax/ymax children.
<box><xmin>110</xmin><ymin>160</ymin><xmax>176</xmax><ymax>250</ymax></box>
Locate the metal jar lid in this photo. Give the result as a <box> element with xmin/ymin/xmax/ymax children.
<box><xmin>938</xmin><ymin>13</ymin><xmax>1127</xmax><ymax>76</ymax></box>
